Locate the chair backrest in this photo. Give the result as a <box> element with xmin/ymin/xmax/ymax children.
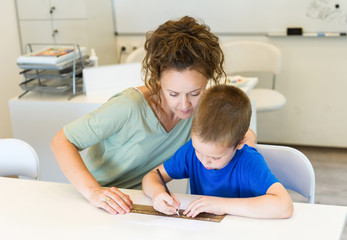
<box><xmin>0</xmin><ymin>138</ymin><xmax>39</xmax><ymax>180</ymax></box>
<box><xmin>124</xmin><ymin>47</ymin><xmax>146</xmax><ymax>64</ymax></box>
<box><xmin>222</xmin><ymin>40</ymin><xmax>281</xmax><ymax>75</ymax></box>
<box><xmin>256</xmin><ymin>144</ymin><xmax>315</xmax><ymax>203</ymax></box>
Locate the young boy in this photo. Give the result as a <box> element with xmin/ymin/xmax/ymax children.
<box><xmin>142</xmin><ymin>85</ymin><xmax>293</xmax><ymax>219</ymax></box>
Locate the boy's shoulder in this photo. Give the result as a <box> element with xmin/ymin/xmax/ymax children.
<box><xmin>240</xmin><ymin>144</ymin><xmax>261</xmax><ymax>155</ymax></box>
<box><xmin>179</xmin><ymin>139</ymin><xmax>195</xmax><ymax>153</ymax></box>
<box><xmin>236</xmin><ymin>144</ymin><xmax>265</xmax><ymax>165</ymax></box>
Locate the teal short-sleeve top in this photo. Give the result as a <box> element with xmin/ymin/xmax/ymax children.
<box><xmin>63</xmin><ymin>88</ymin><xmax>192</xmax><ymax>189</ymax></box>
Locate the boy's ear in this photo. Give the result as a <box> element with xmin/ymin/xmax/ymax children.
<box><xmin>236</xmin><ymin>137</ymin><xmax>247</xmax><ymax>150</ymax></box>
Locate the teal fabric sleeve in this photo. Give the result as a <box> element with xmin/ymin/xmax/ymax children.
<box><xmin>64</xmin><ymin>88</ymin><xmax>192</xmax><ymax>189</ymax></box>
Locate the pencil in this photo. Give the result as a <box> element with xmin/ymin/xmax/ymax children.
<box><xmin>156</xmin><ymin>168</ymin><xmax>180</xmax><ymax>216</ymax></box>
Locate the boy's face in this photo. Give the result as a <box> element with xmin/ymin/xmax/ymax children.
<box><xmin>191</xmin><ymin>134</ymin><xmax>243</xmax><ymax>170</ymax></box>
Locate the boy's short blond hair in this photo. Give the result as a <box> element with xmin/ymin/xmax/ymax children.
<box><xmin>191</xmin><ymin>84</ymin><xmax>252</xmax><ymax>148</ymax></box>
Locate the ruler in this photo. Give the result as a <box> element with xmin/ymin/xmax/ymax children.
<box><xmin>130</xmin><ymin>204</ymin><xmax>225</xmax><ymax>223</ymax></box>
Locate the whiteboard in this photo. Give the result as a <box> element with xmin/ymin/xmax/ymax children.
<box><xmin>112</xmin><ymin>0</ymin><xmax>347</xmax><ymax>35</ymax></box>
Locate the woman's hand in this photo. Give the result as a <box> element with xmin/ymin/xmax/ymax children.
<box><xmin>51</xmin><ymin>129</ymin><xmax>133</xmax><ymax>215</ymax></box>
<box><xmin>152</xmin><ymin>190</ymin><xmax>180</xmax><ymax>215</ymax></box>
<box><xmin>89</xmin><ymin>186</ymin><xmax>133</xmax><ymax>215</ymax></box>
<box><xmin>183</xmin><ymin>196</ymin><xmax>225</xmax><ymax>218</ymax></box>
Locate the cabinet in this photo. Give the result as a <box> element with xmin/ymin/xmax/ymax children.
<box><xmin>9</xmin><ymin>92</ymin><xmax>106</xmax><ymax>183</ymax></box>
<box><xmin>16</xmin><ymin>0</ymin><xmax>118</xmax><ymax>65</ymax></box>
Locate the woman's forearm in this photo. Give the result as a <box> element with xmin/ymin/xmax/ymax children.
<box><xmin>50</xmin><ymin>129</ymin><xmax>101</xmax><ymax>199</ymax></box>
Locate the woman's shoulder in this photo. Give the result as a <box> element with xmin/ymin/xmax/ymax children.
<box><xmin>101</xmin><ymin>87</ymin><xmax>148</xmax><ymax>110</ymax></box>
<box><xmin>85</xmin><ymin>87</ymin><xmax>148</xmax><ymax>122</ymax></box>
<box><xmin>108</xmin><ymin>87</ymin><xmax>144</xmax><ymax>102</ymax></box>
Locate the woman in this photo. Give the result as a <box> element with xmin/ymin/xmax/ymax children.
<box><xmin>51</xmin><ymin>16</ymin><xmax>256</xmax><ymax>215</ymax></box>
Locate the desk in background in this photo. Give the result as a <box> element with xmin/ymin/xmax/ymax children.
<box><xmin>0</xmin><ymin>177</ymin><xmax>346</xmax><ymax>240</ymax></box>
<box><xmin>8</xmin><ymin>77</ymin><xmax>258</xmax><ymax>185</ymax></box>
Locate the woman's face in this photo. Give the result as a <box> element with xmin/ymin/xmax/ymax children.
<box><xmin>160</xmin><ymin>69</ymin><xmax>208</xmax><ymax>119</ymax></box>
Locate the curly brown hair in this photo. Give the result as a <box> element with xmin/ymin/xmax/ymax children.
<box><xmin>142</xmin><ymin>16</ymin><xmax>226</xmax><ymax>111</ymax></box>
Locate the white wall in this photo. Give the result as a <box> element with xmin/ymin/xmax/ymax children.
<box><xmin>2</xmin><ymin>0</ymin><xmax>118</xmax><ymax>139</ymax></box>
<box><xmin>218</xmin><ymin>35</ymin><xmax>347</xmax><ymax>148</ymax></box>
<box><xmin>113</xmin><ymin>1</ymin><xmax>347</xmax><ymax>148</ymax></box>
<box><xmin>0</xmin><ymin>0</ymin><xmax>23</xmax><ymax>138</ymax></box>
<box><xmin>2</xmin><ymin>1</ymin><xmax>347</xmax><ymax>148</ymax></box>
<box><xmin>257</xmin><ymin>36</ymin><xmax>347</xmax><ymax>148</ymax></box>
<box><xmin>117</xmin><ymin>35</ymin><xmax>347</xmax><ymax>148</ymax></box>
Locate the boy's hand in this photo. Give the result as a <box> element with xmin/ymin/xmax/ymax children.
<box><xmin>152</xmin><ymin>191</ymin><xmax>180</xmax><ymax>215</ymax></box>
<box><xmin>183</xmin><ymin>196</ymin><xmax>225</xmax><ymax>218</ymax></box>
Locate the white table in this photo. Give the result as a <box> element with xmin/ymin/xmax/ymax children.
<box><xmin>0</xmin><ymin>177</ymin><xmax>346</xmax><ymax>240</ymax></box>
<box><xmin>207</xmin><ymin>76</ymin><xmax>258</xmax><ymax>95</ymax></box>
<box><xmin>234</xmin><ymin>77</ymin><xmax>258</xmax><ymax>95</ymax></box>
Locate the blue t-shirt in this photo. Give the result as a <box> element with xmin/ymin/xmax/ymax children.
<box><xmin>164</xmin><ymin>140</ymin><xmax>278</xmax><ymax>198</ymax></box>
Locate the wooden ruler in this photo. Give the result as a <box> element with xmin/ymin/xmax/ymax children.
<box><xmin>130</xmin><ymin>204</ymin><xmax>225</xmax><ymax>223</ymax></box>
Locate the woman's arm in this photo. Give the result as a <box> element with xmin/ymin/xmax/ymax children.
<box><xmin>50</xmin><ymin>129</ymin><xmax>132</xmax><ymax>214</ymax></box>
<box><xmin>184</xmin><ymin>182</ymin><xmax>293</xmax><ymax>219</ymax></box>
<box><xmin>142</xmin><ymin>164</ymin><xmax>180</xmax><ymax>215</ymax></box>
<box><xmin>244</xmin><ymin>129</ymin><xmax>257</xmax><ymax>148</ymax></box>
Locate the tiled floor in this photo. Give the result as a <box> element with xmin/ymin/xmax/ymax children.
<box><xmin>280</xmin><ymin>145</ymin><xmax>347</xmax><ymax>240</ymax></box>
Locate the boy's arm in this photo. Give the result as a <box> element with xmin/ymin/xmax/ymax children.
<box><xmin>142</xmin><ymin>164</ymin><xmax>180</xmax><ymax>215</ymax></box>
<box><xmin>184</xmin><ymin>182</ymin><xmax>293</xmax><ymax>219</ymax></box>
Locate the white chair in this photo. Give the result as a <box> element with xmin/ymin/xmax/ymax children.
<box><xmin>0</xmin><ymin>138</ymin><xmax>39</xmax><ymax>180</ymax></box>
<box><xmin>222</xmin><ymin>41</ymin><xmax>286</xmax><ymax>112</ymax></box>
<box><xmin>124</xmin><ymin>47</ymin><xmax>146</xmax><ymax>64</ymax></box>
<box><xmin>257</xmin><ymin>144</ymin><xmax>315</xmax><ymax>203</ymax></box>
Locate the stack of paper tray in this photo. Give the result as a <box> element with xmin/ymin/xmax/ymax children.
<box><xmin>18</xmin><ymin>55</ymin><xmax>89</xmax><ymax>70</ymax></box>
<box><xmin>17</xmin><ymin>45</ymin><xmax>87</xmax><ymax>66</ymax></box>
<box><xmin>17</xmin><ymin>44</ymin><xmax>89</xmax><ymax>99</ymax></box>
<box><xmin>19</xmin><ymin>66</ymin><xmax>85</xmax><ymax>93</ymax></box>
<box><xmin>20</xmin><ymin>78</ymin><xmax>78</xmax><ymax>93</ymax></box>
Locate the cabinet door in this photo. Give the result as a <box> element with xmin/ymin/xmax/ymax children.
<box><xmin>50</xmin><ymin>0</ymin><xmax>87</xmax><ymax>19</ymax></box>
<box><xmin>19</xmin><ymin>21</ymin><xmax>54</xmax><ymax>51</ymax></box>
<box><xmin>52</xmin><ymin>20</ymin><xmax>89</xmax><ymax>47</ymax></box>
<box><xmin>17</xmin><ymin>0</ymin><xmax>87</xmax><ymax>20</ymax></box>
<box><xmin>16</xmin><ymin>0</ymin><xmax>52</xmax><ymax>19</ymax></box>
